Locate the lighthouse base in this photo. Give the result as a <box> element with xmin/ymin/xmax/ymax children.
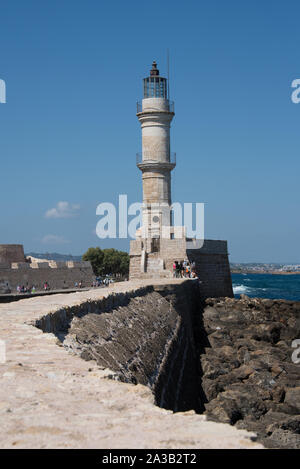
<box><xmin>129</xmin><ymin>237</ymin><xmax>233</xmax><ymax>298</ymax></box>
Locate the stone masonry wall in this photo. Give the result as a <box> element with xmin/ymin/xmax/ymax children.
<box><xmin>187</xmin><ymin>240</ymin><xmax>233</xmax><ymax>298</ymax></box>
<box><xmin>0</xmin><ymin>279</ymin><xmax>263</xmax><ymax>449</ymax></box>
<box><xmin>35</xmin><ymin>280</ymin><xmax>203</xmax><ymax>412</ymax></box>
<box><xmin>0</xmin><ymin>262</ymin><xmax>94</xmax><ymax>292</ymax></box>
<box><xmin>0</xmin><ymin>244</ymin><xmax>26</xmax><ymax>267</ymax></box>
<box><xmin>130</xmin><ymin>238</ymin><xmax>233</xmax><ymax>298</ymax></box>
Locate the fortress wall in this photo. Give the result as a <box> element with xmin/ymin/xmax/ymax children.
<box><xmin>129</xmin><ymin>238</ymin><xmax>233</xmax><ymax>298</ymax></box>
<box><xmin>0</xmin><ymin>263</ymin><xmax>94</xmax><ymax>292</ymax></box>
<box><xmin>129</xmin><ymin>254</ymin><xmax>141</xmax><ymax>279</ymax></box>
<box><xmin>129</xmin><ymin>238</ymin><xmax>187</xmax><ymax>279</ymax></box>
<box><xmin>129</xmin><ymin>239</ymin><xmax>142</xmax><ymax>256</ymax></box>
<box><xmin>35</xmin><ymin>280</ymin><xmax>202</xmax><ymax>412</ymax></box>
<box><xmin>187</xmin><ymin>240</ymin><xmax>233</xmax><ymax>298</ymax></box>
<box><xmin>160</xmin><ymin>237</ymin><xmax>188</xmax><ymax>273</ymax></box>
<box><xmin>129</xmin><ymin>240</ymin><xmax>144</xmax><ymax>278</ymax></box>
<box><xmin>0</xmin><ymin>244</ymin><xmax>94</xmax><ymax>292</ymax></box>
<box><xmin>0</xmin><ymin>244</ymin><xmax>25</xmax><ymax>266</ymax></box>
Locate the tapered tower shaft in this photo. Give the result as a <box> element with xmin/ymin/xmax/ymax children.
<box><xmin>136</xmin><ymin>61</ymin><xmax>175</xmax><ymax>238</ymax></box>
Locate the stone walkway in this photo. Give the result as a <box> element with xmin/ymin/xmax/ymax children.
<box><xmin>0</xmin><ymin>280</ymin><xmax>263</xmax><ymax>448</ymax></box>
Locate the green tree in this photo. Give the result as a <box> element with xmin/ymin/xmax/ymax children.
<box><xmin>102</xmin><ymin>249</ymin><xmax>130</xmax><ymax>276</ymax></box>
<box><xmin>82</xmin><ymin>247</ymin><xmax>104</xmax><ymax>276</ymax></box>
<box><xmin>82</xmin><ymin>247</ymin><xmax>129</xmax><ymax>277</ymax></box>
<box><xmin>118</xmin><ymin>250</ymin><xmax>130</xmax><ymax>276</ymax></box>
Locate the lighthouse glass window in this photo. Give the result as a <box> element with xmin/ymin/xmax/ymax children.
<box><xmin>144</xmin><ymin>77</ymin><xmax>167</xmax><ymax>98</ymax></box>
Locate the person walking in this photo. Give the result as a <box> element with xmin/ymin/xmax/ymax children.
<box><xmin>175</xmin><ymin>261</ymin><xmax>180</xmax><ymax>278</ymax></box>
<box><xmin>179</xmin><ymin>261</ymin><xmax>184</xmax><ymax>278</ymax></box>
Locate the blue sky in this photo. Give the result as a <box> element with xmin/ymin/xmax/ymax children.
<box><xmin>0</xmin><ymin>0</ymin><xmax>299</xmax><ymax>262</ymax></box>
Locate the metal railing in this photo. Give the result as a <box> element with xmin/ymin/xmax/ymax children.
<box><xmin>136</xmin><ymin>100</ymin><xmax>174</xmax><ymax>114</ymax></box>
<box><xmin>136</xmin><ymin>152</ymin><xmax>176</xmax><ymax>166</ymax></box>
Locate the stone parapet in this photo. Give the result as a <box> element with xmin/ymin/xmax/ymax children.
<box><xmin>30</xmin><ymin>262</ymin><xmax>50</xmax><ymax>269</ymax></box>
<box><xmin>188</xmin><ymin>239</ymin><xmax>228</xmax><ymax>255</ymax></box>
<box><xmin>0</xmin><ymin>260</ymin><xmax>95</xmax><ymax>293</ymax></box>
<box><xmin>11</xmin><ymin>262</ymin><xmax>30</xmax><ymax>269</ymax></box>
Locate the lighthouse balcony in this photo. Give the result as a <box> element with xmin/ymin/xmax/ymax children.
<box><xmin>136</xmin><ymin>152</ymin><xmax>176</xmax><ymax>170</ymax></box>
<box><xmin>136</xmin><ymin>151</ymin><xmax>176</xmax><ymax>163</ymax></box>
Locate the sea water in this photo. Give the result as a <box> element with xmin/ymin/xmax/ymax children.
<box><xmin>232</xmin><ymin>273</ymin><xmax>300</xmax><ymax>301</ymax></box>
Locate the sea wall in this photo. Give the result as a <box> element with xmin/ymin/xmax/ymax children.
<box><xmin>35</xmin><ymin>280</ymin><xmax>203</xmax><ymax>412</ymax></box>
<box><xmin>0</xmin><ymin>279</ymin><xmax>263</xmax><ymax>449</ymax></box>
<box><xmin>33</xmin><ymin>280</ymin><xmax>300</xmax><ymax>448</ymax></box>
<box><xmin>187</xmin><ymin>240</ymin><xmax>233</xmax><ymax>298</ymax></box>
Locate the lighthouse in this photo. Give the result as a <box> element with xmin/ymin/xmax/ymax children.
<box><xmin>136</xmin><ymin>61</ymin><xmax>175</xmax><ymax>241</ymax></box>
<box><xmin>129</xmin><ymin>61</ymin><xmax>233</xmax><ymax>299</ymax></box>
<box><xmin>130</xmin><ymin>60</ymin><xmax>186</xmax><ymax>278</ymax></box>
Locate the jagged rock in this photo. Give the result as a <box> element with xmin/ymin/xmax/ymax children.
<box><xmin>201</xmin><ymin>297</ymin><xmax>300</xmax><ymax>449</ymax></box>
<box><xmin>265</xmin><ymin>412</ymin><xmax>300</xmax><ymax>435</ymax></box>
<box><xmin>205</xmin><ymin>389</ymin><xmax>267</xmax><ymax>424</ymax></box>
<box><xmin>240</xmin><ymin>294</ymin><xmax>250</xmax><ymax>300</ymax></box>
<box><xmin>284</xmin><ymin>387</ymin><xmax>300</xmax><ymax>412</ymax></box>
<box><xmin>271</xmin><ymin>386</ymin><xmax>285</xmax><ymax>403</ymax></box>
<box><xmin>267</xmin><ymin>429</ymin><xmax>300</xmax><ymax>449</ymax></box>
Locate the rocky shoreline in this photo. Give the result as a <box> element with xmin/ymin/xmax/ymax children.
<box><xmin>200</xmin><ymin>296</ymin><xmax>300</xmax><ymax>449</ymax></box>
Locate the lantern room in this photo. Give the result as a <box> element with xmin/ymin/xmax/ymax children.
<box><xmin>143</xmin><ymin>61</ymin><xmax>168</xmax><ymax>99</ymax></box>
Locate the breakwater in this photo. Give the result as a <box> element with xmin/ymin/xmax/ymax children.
<box><xmin>0</xmin><ymin>279</ymin><xmax>263</xmax><ymax>449</ymax></box>
<box><xmin>35</xmin><ymin>280</ymin><xmax>203</xmax><ymax>412</ymax></box>
<box><xmin>34</xmin><ymin>280</ymin><xmax>300</xmax><ymax>448</ymax></box>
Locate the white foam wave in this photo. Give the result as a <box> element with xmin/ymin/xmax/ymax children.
<box><xmin>233</xmin><ymin>284</ymin><xmax>269</xmax><ymax>296</ymax></box>
<box><xmin>232</xmin><ymin>284</ymin><xmax>252</xmax><ymax>294</ymax></box>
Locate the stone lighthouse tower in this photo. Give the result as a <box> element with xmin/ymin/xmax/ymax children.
<box><xmin>129</xmin><ymin>61</ymin><xmax>233</xmax><ymax>298</ymax></box>
<box><xmin>137</xmin><ymin>61</ymin><xmax>175</xmax><ymax>240</ymax></box>
<box><xmin>130</xmin><ymin>60</ymin><xmax>186</xmax><ymax>278</ymax></box>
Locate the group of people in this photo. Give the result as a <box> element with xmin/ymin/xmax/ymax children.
<box><xmin>16</xmin><ymin>280</ymin><xmax>89</xmax><ymax>294</ymax></box>
<box><xmin>17</xmin><ymin>281</ymin><xmax>51</xmax><ymax>294</ymax></box>
<box><xmin>173</xmin><ymin>260</ymin><xmax>198</xmax><ymax>279</ymax></box>
<box><xmin>17</xmin><ymin>284</ymin><xmax>36</xmax><ymax>294</ymax></box>
<box><xmin>91</xmin><ymin>280</ymin><xmax>101</xmax><ymax>288</ymax></box>
<box><xmin>91</xmin><ymin>277</ymin><xmax>114</xmax><ymax>288</ymax></box>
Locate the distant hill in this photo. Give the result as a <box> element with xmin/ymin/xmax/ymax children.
<box><xmin>25</xmin><ymin>252</ymin><xmax>82</xmax><ymax>262</ymax></box>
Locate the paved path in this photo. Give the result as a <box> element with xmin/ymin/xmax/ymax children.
<box><xmin>0</xmin><ymin>287</ymin><xmax>92</xmax><ymax>303</ymax></box>
<box><xmin>0</xmin><ymin>280</ymin><xmax>263</xmax><ymax>448</ymax></box>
